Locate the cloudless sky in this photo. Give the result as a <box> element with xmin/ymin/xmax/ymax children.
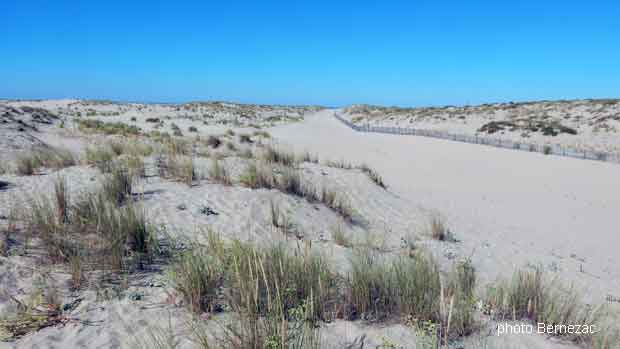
<box><xmin>1</xmin><ymin>1</ymin><xmax>619</xmax><ymax>106</ymax></box>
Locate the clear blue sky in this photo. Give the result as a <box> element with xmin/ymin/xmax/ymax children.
<box><xmin>1</xmin><ymin>1</ymin><xmax>619</xmax><ymax>107</ymax></box>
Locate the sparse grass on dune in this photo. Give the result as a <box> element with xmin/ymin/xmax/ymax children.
<box><xmin>239</xmin><ymin>160</ymin><xmax>357</xmax><ymax>222</ymax></box>
<box><xmin>239</xmin><ymin>162</ymin><xmax>275</xmax><ymax>189</ymax></box>
<box><xmin>485</xmin><ymin>267</ymin><xmax>618</xmax><ymax>347</ymax></box>
<box><xmin>331</xmin><ymin>223</ymin><xmax>351</xmax><ymax>247</ymax></box>
<box><xmin>21</xmin><ymin>172</ymin><xmax>157</xmax><ymax>272</ymax></box>
<box><xmin>168</xmin><ymin>235</ymin><xmax>333</xmax><ymax>348</ymax></box>
<box><xmin>359</xmin><ymin>163</ymin><xmax>386</xmax><ymax>189</ymax></box>
<box><xmin>347</xmin><ymin>248</ymin><xmax>476</xmax><ymax>342</ymax></box>
<box><xmin>262</xmin><ymin>144</ymin><xmax>297</xmax><ymax>167</ymax></box>
<box><xmin>77</xmin><ymin>119</ymin><xmax>140</xmax><ymax>135</ymax></box>
<box><xmin>208</xmin><ymin>157</ymin><xmax>231</xmax><ymax>185</ymax></box>
<box><xmin>102</xmin><ymin>166</ymin><xmax>134</xmax><ymax>205</ymax></box>
<box><xmin>157</xmin><ymin>154</ymin><xmax>197</xmax><ymax>187</ymax></box>
<box><xmin>15</xmin><ymin>147</ymin><xmax>76</xmax><ymax>175</ymax></box>
<box><xmin>84</xmin><ymin>145</ymin><xmax>116</xmax><ymax>173</ymax></box>
<box><xmin>168</xmin><ymin>246</ymin><xmax>225</xmax><ymax>314</ymax></box>
<box><xmin>429</xmin><ymin>212</ymin><xmax>455</xmax><ymax>242</ymax></box>
<box><xmin>167</xmin><ymin>233</ymin><xmax>478</xmax><ymax>347</ymax></box>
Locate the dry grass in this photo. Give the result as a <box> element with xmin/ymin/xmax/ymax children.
<box><xmin>84</xmin><ymin>146</ymin><xmax>116</xmax><ymax>173</ymax></box>
<box><xmin>168</xmin><ymin>246</ymin><xmax>225</xmax><ymax>314</ymax></box>
<box><xmin>347</xmin><ymin>248</ymin><xmax>476</xmax><ymax>342</ymax></box>
<box><xmin>429</xmin><ymin>212</ymin><xmax>455</xmax><ymax>242</ymax></box>
<box><xmin>15</xmin><ymin>147</ymin><xmax>76</xmax><ymax>175</ymax></box>
<box><xmin>485</xmin><ymin>267</ymin><xmax>617</xmax><ymax>347</ymax></box>
<box><xmin>157</xmin><ymin>154</ymin><xmax>197</xmax><ymax>186</ymax></box>
<box><xmin>209</xmin><ymin>157</ymin><xmax>231</xmax><ymax>185</ymax></box>
<box><xmin>167</xmin><ymin>236</ymin><xmax>331</xmax><ymax>348</ymax></box>
<box><xmin>331</xmin><ymin>223</ymin><xmax>351</xmax><ymax>247</ymax></box>
<box><xmin>102</xmin><ymin>166</ymin><xmax>134</xmax><ymax>206</ymax></box>
<box><xmin>359</xmin><ymin>164</ymin><xmax>386</xmax><ymax>189</ymax></box>
<box><xmin>239</xmin><ymin>162</ymin><xmax>275</xmax><ymax>189</ymax></box>
<box><xmin>262</xmin><ymin>144</ymin><xmax>297</xmax><ymax>167</ymax></box>
<box><xmin>23</xmin><ymin>179</ymin><xmax>157</xmax><ymax>272</ymax></box>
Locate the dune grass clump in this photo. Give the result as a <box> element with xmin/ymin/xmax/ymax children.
<box><xmin>168</xmin><ymin>247</ymin><xmax>225</xmax><ymax>314</ymax></box>
<box><xmin>102</xmin><ymin>166</ymin><xmax>134</xmax><ymax>206</ymax></box>
<box><xmin>15</xmin><ymin>147</ymin><xmax>76</xmax><ymax>175</ymax></box>
<box><xmin>157</xmin><ymin>154</ymin><xmax>197</xmax><ymax>186</ymax></box>
<box><xmin>429</xmin><ymin>212</ymin><xmax>455</xmax><ymax>242</ymax></box>
<box><xmin>209</xmin><ymin>157</ymin><xmax>231</xmax><ymax>185</ymax></box>
<box><xmin>78</xmin><ymin>119</ymin><xmax>140</xmax><ymax>135</ymax></box>
<box><xmin>298</xmin><ymin>151</ymin><xmax>319</xmax><ymax>164</ymax></box>
<box><xmin>331</xmin><ymin>223</ymin><xmax>351</xmax><ymax>247</ymax></box>
<box><xmin>324</xmin><ymin>159</ymin><xmax>354</xmax><ymax>170</ymax></box>
<box><xmin>485</xmin><ymin>267</ymin><xmax>615</xmax><ymax>346</ymax></box>
<box><xmin>239</xmin><ymin>162</ymin><xmax>275</xmax><ymax>189</ymax></box>
<box><xmin>23</xmin><ymin>177</ymin><xmax>157</xmax><ymax>272</ymax></box>
<box><xmin>228</xmin><ymin>242</ymin><xmax>338</xmax><ymax>322</ymax></box>
<box><xmin>347</xmin><ymin>248</ymin><xmax>476</xmax><ymax>341</ymax></box>
<box><xmin>359</xmin><ymin>164</ymin><xmax>386</xmax><ymax>189</ymax></box>
<box><xmin>167</xmin><ymin>236</ymin><xmax>333</xmax><ymax>348</ymax></box>
<box><xmin>262</xmin><ymin>144</ymin><xmax>297</xmax><ymax>167</ymax></box>
<box><xmin>84</xmin><ymin>146</ymin><xmax>116</xmax><ymax>173</ymax></box>
<box><xmin>347</xmin><ymin>248</ymin><xmax>438</xmax><ymax>319</ymax></box>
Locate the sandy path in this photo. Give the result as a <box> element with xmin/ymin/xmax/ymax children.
<box><xmin>271</xmin><ymin>109</ymin><xmax>620</xmax><ymax>303</ymax></box>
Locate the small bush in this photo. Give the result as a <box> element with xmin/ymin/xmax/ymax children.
<box><xmin>206</xmin><ymin>135</ymin><xmax>222</xmax><ymax>148</ymax></box>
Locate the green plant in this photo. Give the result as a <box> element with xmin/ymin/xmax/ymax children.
<box><xmin>485</xmin><ymin>267</ymin><xmax>614</xmax><ymax>346</ymax></box>
<box><xmin>103</xmin><ymin>166</ymin><xmax>134</xmax><ymax>206</ymax></box>
<box><xmin>168</xmin><ymin>247</ymin><xmax>224</xmax><ymax>313</ymax></box>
